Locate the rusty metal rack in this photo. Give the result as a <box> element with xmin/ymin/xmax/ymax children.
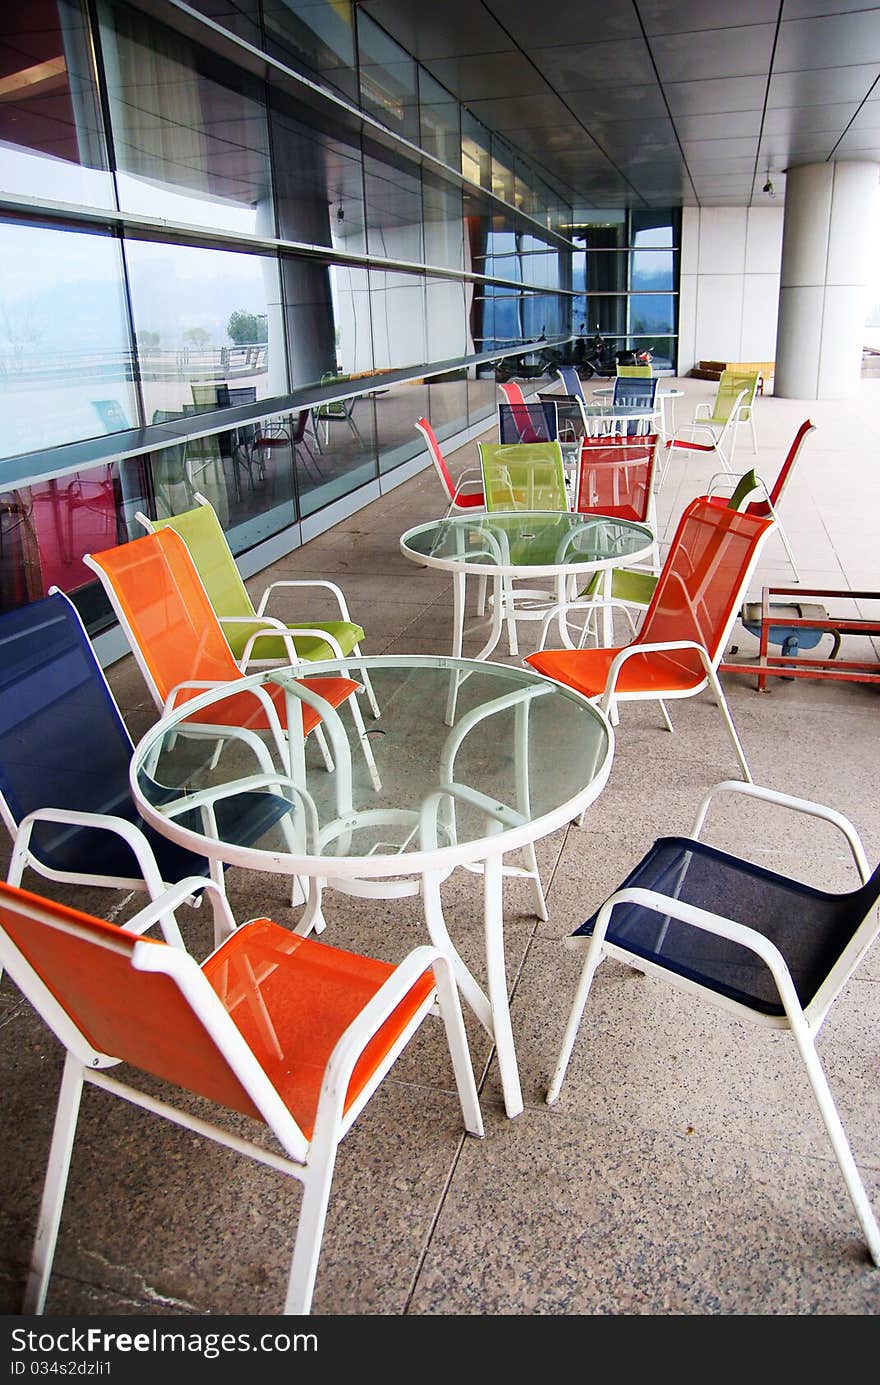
<box><xmin>720</xmin><ymin>586</ymin><xmax>880</xmax><ymax>692</ymax></box>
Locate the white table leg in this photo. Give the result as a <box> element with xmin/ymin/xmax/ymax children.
<box><xmin>483</xmin><ymin>850</ymin><xmax>524</xmax><ymax>1118</ymax></box>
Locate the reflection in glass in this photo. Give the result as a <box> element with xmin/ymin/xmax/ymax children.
<box><xmin>125</xmin><ymin>237</ymin><xmax>286</xmax><ymax>424</ymax></box>
<box><xmin>185</xmin><ymin>0</ymin><xmax>261</xmax><ymax>47</ymax></box>
<box><xmin>99</xmin><ymin>2</ymin><xmax>274</xmax><ymax>235</ymax></box>
<box><xmin>419</xmin><ymin>69</ymin><xmax>460</xmax><ymax>171</ymax></box>
<box><xmin>298</xmin><ymin>395</ymin><xmax>376</xmax><ymax>518</ymax></box>
<box><xmin>375</xmin><ymin>381</ymin><xmax>427</xmax><ymax>475</ymax></box>
<box><xmin>423</xmin><ymin>172</ymin><xmax>463</xmax><ymax>271</ymax></box>
<box><xmin>467</xmin><ymin>371</ymin><xmax>497</xmax><ymax>432</ymax></box>
<box><xmin>0</xmin><ymin>0</ymin><xmax>113</xmax><ymax>207</ymax></box>
<box><xmin>364</xmin><ymin>147</ymin><xmax>422</xmax><ymax>264</ymax></box>
<box><xmin>0</xmin><ymin>460</ymin><xmax>141</xmax><ymax>610</ymax></box>
<box><xmin>264</xmin><ymin>0</ymin><xmax>358</xmax><ymax>105</ymax></box>
<box><xmin>369</xmin><ymin>270</ymin><xmax>425</xmax><ymax>372</ymax></box>
<box><xmin>0</xmin><ymin>219</ymin><xmax>138</xmax><ymax>459</ymax></box>
<box><xmin>271</xmin><ymin>90</ymin><xmax>366</xmax><ymax>253</ymax></box>
<box><xmin>330</xmin><ymin>265</ymin><xmax>373</xmax><ymax>377</ymax></box>
<box><xmin>356</xmin><ymin>11</ymin><xmax>418</xmax><ymax>146</ymax></box>
<box><xmin>282</xmin><ymin>255</ymin><xmax>338</xmax><ymax>389</ymax></box>
<box><xmin>427</xmin><ymin>370</ymin><xmax>468</xmax><ymax>442</ymax></box>
<box><xmin>426</xmin><ymin>279</ymin><xmax>466</xmax><ymax>362</ymax></box>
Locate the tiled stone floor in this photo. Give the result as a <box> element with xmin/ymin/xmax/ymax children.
<box><xmin>1</xmin><ymin>377</ymin><xmax>878</xmax><ymax>1316</ymax></box>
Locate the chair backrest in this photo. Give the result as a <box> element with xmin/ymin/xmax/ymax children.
<box><xmin>479</xmin><ymin>441</ymin><xmax>568</xmax><ymax>512</ymax></box>
<box><xmin>638</xmin><ymin>498</ymin><xmax>773</xmax><ymax>673</ymax></box>
<box><xmin>144</xmin><ymin>497</ymin><xmax>255</xmax><ymax>623</ymax></box>
<box><xmin>83</xmin><ymin>529</ymin><xmax>244</xmax><ymax>712</ymax></box>
<box><xmin>415</xmin><ymin>417</ymin><xmax>456</xmax><ymax>502</ymax></box>
<box><xmin>754</xmin><ymin>418</ymin><xmax>815</xmax><ymax>515</ymax></box>
<box><xmin>499</xmin><ymin>381</ymin><xmax>528</xmax><ymax>409</ymax></box>
<box><xmin>616</xmin><ymin>365</ymin><xmax>652</xmax><ymax>378</ymax></box>
<box><xmin>0</xmin><ymin>880</ymin><xmax>287</xmax><ymax>1130</ymax></box>
<box><xmin>498</xmin><ymin>400</ymin><xmax>557</xmax><ymax>444</ymax></box>
<box><xmin>612</xmin><ymin>375</ymin><xmax>659</xmax><ymax>409</ymax></box>
<box><xmin>0</xmin><ymin>591</ymin><xmax>136</xmax><ymax>869</ymax></box>
<box><xmin>557</xmin><ymin>366</ymin><xmax>586</xmax><ymax>404</ymax></box>
<box><xmin>574</xmin><ymin>434</ymin><xmax>658</xmax><ymax>521</ymax></box>
<box><xmin>711</xmin><ymin>370</ymin><xmax>760</xmax><ymax>424</ymax></box>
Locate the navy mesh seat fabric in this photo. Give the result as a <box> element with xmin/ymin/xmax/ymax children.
<box><xmin>557</xmin><ymin>366</ymin><xmax>586</xmax><ymax>403</ymax></box>
<box><xmin>0</xmin><ymin>592</ymin><xmax>292</xmax><ymax>885</ymax></box>
<box><xmin>498</xmin><ymin>401</ymin><xmax>557</xmax><ymax>444</ymax></box>
<box><xmin>611</xmin><ymin>376</ymin><xmax>659</xmax><ymax>410</ymax></box>
<box><xmin>538</xmin><ymin>393</ymin><xmax>584</xmax><ymax>441</ymax></box>
<box><xmin>574</xmin><ymin>835</ymin><xmax>880</xmax><ymax>1016</ymax></box>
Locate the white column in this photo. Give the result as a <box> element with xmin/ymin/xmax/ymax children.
<box><xmin>775</xmin><ymin>161</ymin><xmax>879</xmax><ymax>399</ymax></box>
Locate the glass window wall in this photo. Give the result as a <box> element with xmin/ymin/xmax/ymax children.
<box><xmin>263</xmin><ymin>0</ymin><xmax>358</xmax><ymax>106</ymax></box>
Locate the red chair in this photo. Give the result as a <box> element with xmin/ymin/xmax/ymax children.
<box><xmin>525</xmin><ymin>497</ymin><xmax>775</xmax><ymax>781</ymax></box>
<box><xmin>0</xmin><ymin>876</ymin><xmax>482</xmax><ymax>1315</ymax></box>
<box><xmin>415</xmin><ymin>418</ymin><xmax>484</xmax><ymax>517</ymax></box>
<box><xmin>498</xmin><ymin>382</ymin><xmax>550</xmax><ymax>443</ymax></box>
<box><xmin>705</xmin><ymin>419</ymin><xmax>814</xmax><ymax>581</ymax></box>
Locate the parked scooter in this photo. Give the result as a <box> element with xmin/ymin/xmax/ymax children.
<box><xmin>576</xmin><ymin>326</ymin><xmax>653</xmax><ymax>378</ymax></box>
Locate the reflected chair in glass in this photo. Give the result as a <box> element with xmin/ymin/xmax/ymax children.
<box><xmin>314</xmin><ymin>371</ymin><xmax>362</xmax><ymax>446</ymax></box>
<box><xmin>415</xmin><ymin>417</ymin><xmax>485</xmax><ymax>517</ymax></box>
<box><xmin>0</xmin><ymin>876</ymin><xmax>483</xmax><ymax>1315</ymax></box>
<box><xmin>135</xmin><ymin>492</ymin><xmax>380</xmax><ymax>718</ymax></box>
<box><xmin>83</xmin><ymin>528</ymin><xmax>382</xmax><ymax>794</ymax></box>
<box><xmin>544</xmin><ymin>777</ymin><xmax>880</xmax><ymax>1270</ymax></box>
<box><xmin>0</xmin><ymin>589</ymin><xmax>293</xmax><ymax>949</ymax></box>
<box><xmin>705</xmin><ymin>419</ymin><xmax>815</xmax><ymax>583</ymax></box>
<box><xmin>478</xmin><ymin>441</ymin><xmax>569</xmax><ymax>513</ymax></box>
<box><xmin>497</xmin><ymin>400</ymin><xmax>557</xmax><ymax>445</ymax></box>
<box><xmin>525</xmin><ymin>498</ymin><xmax>775</xmax><ymax>781</ymax></box>
<box><xmin>659</xmin><ymin>370</ymin><xmax>760</xmax><ymax>487</ymax></box>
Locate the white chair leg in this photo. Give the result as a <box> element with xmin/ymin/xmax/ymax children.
<box><xmin>706</xmin><ymin>667</ymin><xmax>752</xmax><ymax>782</ymax></box>
<box><xmin>283</xmin><ymin>1159</ymin><xmax>336</xmax><ymax>1315</ymax></box>
<box><xmin>351</xmin><ymin>644</ymin><xmax>381</xmax><ymax>719</ymax></box>
<box><xmin>546</xmin><ymin>931</ymin><xmax>606</xmax><ymax>1105</ymax></box>
<box><xmin>23</xmin><ymin>1053</ymin><xmax>84</xmax><ymax>1314</ymax></box>
<box><xmin>658</xmin><ymin>698</ymin><xmax>674</xmax><ymax>732</ymax></box>
<box><xmin>345</xmin><ymin>694</ymin><xmax>382</xmax><ymax>792</ymax></box>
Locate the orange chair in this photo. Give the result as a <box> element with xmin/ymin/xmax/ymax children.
<box><xmin>415</xmin><ymin>417</ymin><xmax>484</xmax><ymax>517</ymax></box>
<box><xmin>525</xmin><ymin>498</ymin><xmax>775</xmax><ymax>781</ymax></box>
<box><xmin>83</xmin><ymin>528</ymin><xmax>381</xmax><ymax>792</ymax></box>
<box><xmin>705</xmin><ymin>419</ymin><xmax>814</xmax><ymax>582</ymax></box>
<box><xmin>0</xmin><ymin>877</ymin><xmax>483</xmax><ymax>1315</ymax></box>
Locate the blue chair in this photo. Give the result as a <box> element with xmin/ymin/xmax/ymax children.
<box><xmin>546</xmin><ymin>778</ymin><xmax>880</xmax><ymax>1266</ymax></box>
<box><xmin>557</xmin><ymin>365</ymin><xmax>587</xmax><ymax>406</ymax></box>
<box><xmin>497</xmin><ymin>400</ymin><xmax>557</xmax><ymax>444</ymax></box>
<box><xmin>0</xmin><ymin>590</ymin><xmax>297</xmax><ymax>948</ymax></box>
<box><xmin>610</xmin><ymin>375</ymin><xmax>660</xmax><ymax>435</ymax></box>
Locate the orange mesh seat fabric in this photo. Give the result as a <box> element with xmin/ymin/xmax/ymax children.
<box><xmin>204</xmin><ymin>919</ymin><xmax>434</xmax><ymax>1138</ymax></box>
<box><xmin>85</xmin><ymin>529</ymin><xmax>358</xmax><ymax>736</ymax></box>
<box><xmin>528</xmin><ymin>644</ymin><xmax>707</xmax><ymax>698</ymax></box>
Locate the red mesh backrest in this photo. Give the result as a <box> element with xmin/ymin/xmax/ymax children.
<box><xmin>575</xmin><ymin>434</ymin><xmax>658</xmax><ymax>519</ymax></box>
<box><xmin>640</xmin><ymin>499</ymin><xmax>772</xmax><ymax>674</ymax></box>
<box><xmin>748</xmin><ymin>419</ymin><xmax>814</xmax><ymax>516</ymax></box>
<box><xmin>416</xmin><ymin>418</ymin><xmax>454</xmax><ymax>497</ymax></box>
<box><xmin>499</xmin><ymin>382</ymin><xmax>527</xmax><ymax>408</ymax></box>
<box><xmin>0</xmin><ymin>882</ymin><xmax>262</xmax><ymax>1119</ymax></box>
<box><xmin>87</xmin><ymin>529</ymin><xmax>243</xmax><ymax>701</ymax></box>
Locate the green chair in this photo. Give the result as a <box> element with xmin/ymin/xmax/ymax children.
<box><xmin>135</xmin><ymin>494</ymin><xmax>380</xmax><ymax>717</ymax></box>
<box><xmin>478</xmin><ymin>441</ymin><xmax>569</xmax><ymax>512</ymax></box>
<box><xmin>659</xmin><ymin>369</ymin><xmax>760</xmax><ymax>486</ymax></box>
<box><xmin>616</xmin><ymin>364</ymin><xmax>653</xmax><ymax>378</ymax></box>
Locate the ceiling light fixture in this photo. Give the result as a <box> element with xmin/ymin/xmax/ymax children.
<box><xmin>762</xmin><ymin>175</ymin><xmax>775</xmax><ymax>197</ymax></box>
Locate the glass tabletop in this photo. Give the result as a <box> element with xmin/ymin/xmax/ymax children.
<box><xmin>131</xmin><ymin>655</ymin><xmax>613</xmax><ymax>877</ymax></box>
<box><xmin>401</xmin><ymin>511</ymin><xmax>654</xmax><ymax>575</ymax></box>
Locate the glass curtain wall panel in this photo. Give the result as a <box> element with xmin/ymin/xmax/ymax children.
<box><xmin>0</xmin><ymin>0</ymin><xmax>114</xmax><ymax>207</ymax></box>
<box><xmin>368</xmin><ymin>270</ymin><xmax>425</xmax><ymax>373</ymax></box>
<box><xmin>263</xmin><ymin>0</ymin><xmax>359</xmax><ymax>106</ymax></box>
<box><xmin>375</xmin><ymin>379</ymin><xmax>427</xmax><ymax>474</ymax></box>
<box><xmin>0</xmin><ymin>460</ymin><xmax>140</xmax><ymax>610</ymax></box>
<box><xmin>426</xmin><ymin>278</ymin><xmax>466</xmax><ymax>363</ymax></box>
<box><xmin>629</xmin><ymin>209</ymin><xmax>678</xmax><ymax>368</ymax></box>
<box><xmin>427</xmin><ymin>368</ymin><xmax>468</xmax><ymax>442</ymax></box>
<box><xmin>418</xmin><ymin>69</ymin><xmax>460</xmax><ymax>172</ymax></box>
<box><xmin>124</xmin><ymin>237</ymin><xmax>286</xmax><ymax>425</ymax></box>
<box><xmin>0</xmin><ymin>218</ymin><xmax>138</xmax><ymax>460</ymax></box>
<box><xmin>271</xmin><ymin>90</ymin><xmax>367</xmax><ymax>253</ymax></box>
<box><xmin>298</xmin><ymin>391</ymin><xmax>376</xmax><ymax>519</ymax></box>
<box><xmin>356</xmin><ymin>10</ymin><xmax>419</xmax><ymax>147</ymax></box>
<box><xmin>184</xmin><ymin>1</ymin><xmax>262</xmax><ymax>47</ymax></box>
<box><xmin>422</xmin><ymin>171</ymin><xmax>464</xmax><ymax>272</ymax></box>
<box><xmin>363</xmin><ymin>143</ymin><xmax>423</xmax><ymax>265</ymax></box>
<box><xmin>98</xmin><ymin>1</ymin><xmax>274</xmax><ymax>236</ymax></box>
<box><xmin>329</xmin><ymin>264</ymin><xmax>373</xmax><ymax>377</ymax></box>
<box><xmin>461</xmin><ymin>110</ymin><xmax>492</xmax><ymax>191</ymax></box>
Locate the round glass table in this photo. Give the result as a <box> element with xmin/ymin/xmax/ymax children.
<box><xmin>590</xmin><ymin>385</ymin><xmax>684</xmax><ymax>440</ymax></box>
<box><xmin>130</xmin><ymin>655</ymin><xmax>614</xmax><ymax>1120</ymax></box>
<box><xmin>400</xmin><ymin>510</ymin><xmax>655</xmax><ymax>691</ymax></box>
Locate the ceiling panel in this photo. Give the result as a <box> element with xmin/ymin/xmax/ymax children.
<box><xmin>360</xmin><ymin>1</ymin><xmax>880</xmax><ymax>209</ymax></box>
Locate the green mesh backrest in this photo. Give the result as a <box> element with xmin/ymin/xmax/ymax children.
<box><xmin>727</xmin><ymin>468</ymin><xmax>760</xmax><ymax>511</ymax></box>
<box><xmin>150</xmin><ymin>502</ymin><xmax>255</xmax><ymax>620</ymax></box>
<box><xmin>616</xmin><ymin>365</ymin><xmax>652</xmax><ymax>377</ymax></box>
<box><xmin>711</xmin><ymin>371</ymin><xmax>760</xmax><ymax>424</ymax></box>
<box><xmin>479</xmin><ymin>442</ymin><xmax>568</xmax><ymax>511</ymax></box>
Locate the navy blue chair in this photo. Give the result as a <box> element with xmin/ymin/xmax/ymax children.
<box><xmin>0</xmin><ymin>590</ymin><xmax>296</xmax><ymax>949</ymax></box>
<box><xmin>497</xmin><ymin>400</ymin><xmax>557</xmax><ymax>444</ymax></box>
<box><xmin>610</xmin><ymin>375</ymin><xmax>660</xmax><ymax>435</ymax></box>
<box><xmin>546</xmin><ymin>778</ymin><xmax>880</xmax><ymax>1266</ymax></box>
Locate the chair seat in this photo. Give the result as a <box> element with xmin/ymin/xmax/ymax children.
<box><xmin>573</xmin><ymin>835</ymin><xmax>872</xmax><ymax>1016</ymax></box>
<box><xmin>203</xmin><ymin>918</ymin><xmax>435</xmax><ymax>1138</ymax></box>
<box><xmin>223</xmin><ymin>618</ymin><xmax>365</xmax><ymax>664</ymax></box>
<box><xmin>527</xmin><ymin>646</ymin><xmax>706</xmax><ymax>697</ymax></box>
<box><xmin>454</xmin><ymin>491</ymin><xmax>486</xmax><ymax>509</ymax></box>
<box><xmin>174</xmin><ymin>675</ymin><xmax>361</xmax><ymax>737</ymax></box>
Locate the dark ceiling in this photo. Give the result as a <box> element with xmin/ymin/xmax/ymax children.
<box><xmin>360</xmin><ymin>0</ymin><xmax>880</xmax><ymax>212</ymax></box>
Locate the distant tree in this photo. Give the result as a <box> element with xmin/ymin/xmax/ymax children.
<box><xmin>227</xmin><ymin>309</ymin><xmax>268</xmax><ymax>345</ymax></box>
<box><xmin>183</xmin><ymin>326</ymin><xmax>211</xmax><ymax>348</ymax></box>
<box><xmin>137</xmin><ymin>329</ymin><xmax>160</xmax><ymax>353</ymax></box>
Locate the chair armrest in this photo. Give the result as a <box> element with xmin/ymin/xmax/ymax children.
<box><xmin>255</xmin><ymin>578</ymin><xmax>352</xmax><ymax>622</ymax></box>
<box><xmin>9</xmin><ymin>809</ymin><xmax>188</xmax><ymax>947</ymax></box>
<box><xmin>224</xmin><ymin>618</ymin><xmax>346</xmax><ymax>670</ymax></box>
<box><xmin>689</xmin><ymin>781</ymin><xmax>871</xmax><ymax>882</ymax></box>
